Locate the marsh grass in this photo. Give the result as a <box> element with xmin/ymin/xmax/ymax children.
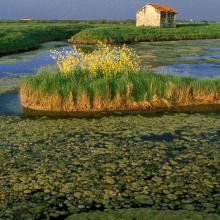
<box><xmin>0</xmin><ymin>21</ymin><xmax>91</xmax><ymax>55</ymax></box>
<box><xmin>2</xmin><ymin>21</ymin><xmax>220</xmax><ymax>56</ymax></box>
<box><xmin>0</xmin><ymin>20</ymin><xmax>134</xmax><ymax>56</ymax></box>
<box><xmin>69</xmin><ymin>23</ymin><xmax>220</xmax><ymax>44</ymax></box>
<box><xmin>21</xmin><ymin>70</ymin><xmax>220</xmax><ymax>112</ymax></box>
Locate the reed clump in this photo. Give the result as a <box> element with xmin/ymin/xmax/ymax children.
<box><xmin>21</xmin><ymin>43</ymin><xmax>220</xmax><ymax>112</ymax></box>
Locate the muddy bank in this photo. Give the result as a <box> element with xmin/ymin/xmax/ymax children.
<box><xmin>22</xmin><ymin>104</ymin><xmax>220</xmax><ymax>118</ymax></box>
<box><xmin>20</xmin><ymin>89</ymin><xmax>220</xmax><ymax>117</ymax></box>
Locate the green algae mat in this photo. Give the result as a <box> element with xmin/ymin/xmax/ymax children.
<box><xmin>0</xmin><ymin>113</ymin><xmax>220</xmax><ymax>219</ymax></box>
<box><xmin>67</xmin><ymin>208</ymin><xmax>220</xmax><ymax>220</ymax></box>
<box><xmin>0</xmin><ymin>77</ymin><xmax>20</xmax><ymax>95</ymax></box>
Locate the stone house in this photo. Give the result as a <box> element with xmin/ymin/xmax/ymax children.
<box><xmin>136</xmin><ymin>3</ymin><xmax>177</xmax><ymax>28</ymax></box>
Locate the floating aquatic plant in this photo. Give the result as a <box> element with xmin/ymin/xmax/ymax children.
<box><xmin>0</xmin><ymin>114</ymin><xmax>220</xmax><ymax>218</ymax></box>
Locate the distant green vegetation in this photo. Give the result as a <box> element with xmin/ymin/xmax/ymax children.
<box><xmin>1</xmin><ymin>21</ymin><xmax>220</xmax><ymax>56</ymax></box>
<box><xmin>0</xmin><ymin>20</ymin><xmax>135</xmax><ymax>55</ymax></box>
<box><xmin>69</xmin><ymin>23</ymin><xmax>220</xmax><ymax>44</ymax></box>
<box><xmin>0</xmin><ymin>20</ymin><xmax>91</xmax><ymax>55</ymax></box>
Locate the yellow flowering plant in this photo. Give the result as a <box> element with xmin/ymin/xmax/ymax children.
<box><xmin>51</xmin><ymin>41</ymin><xmax>140</xmax><ymax>78</ymax></box>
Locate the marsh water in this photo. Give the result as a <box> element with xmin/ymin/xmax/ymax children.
<box><xmin>1</xmin><ymin>40</ymin><xmax>220</xmax><ymax>218</ymax></box>
<box><xmin>131</xmin><ymin>39</ymin><xmax>220</xmax><ymax>78</ymax></box>
<box><xmin>0</xmin><ymin>41</ymin><xmax>70</xmax><ymax>77</ymax></box>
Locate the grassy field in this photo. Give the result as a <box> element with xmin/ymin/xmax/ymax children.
<box><xmin>69</xmin><ymin>22</ymin><xmax>220</xmax><ymax>44</ymax></box>
<box><xmin>1</xmin><ymin>21</ymin><xmax>220</xmax><ymax>56</ymax></box>
<box><xmin>0</xmin><ymin>20</ymin><xmax>135</xmax><ymax>56</ymax></box>
<box><xmin>0</xmin><ymin>20</ymin><xmax>92</xmax><ymax>55</ymax></box>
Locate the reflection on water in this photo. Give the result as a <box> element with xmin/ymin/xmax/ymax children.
<box><xmin>0</xmin><ymin>92</ymin><xmax>21</xmax><ymax>116</ymax></box>
<box><xmin>154</xmin><ymin>63</ymin><xmax>220</xmax><ymax>78</ymax></box>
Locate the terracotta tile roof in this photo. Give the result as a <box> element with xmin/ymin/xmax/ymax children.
<box><xmin>150</xmin><ymin>4</ymin><xmax>177</xmax><ymax>13</ymax></box>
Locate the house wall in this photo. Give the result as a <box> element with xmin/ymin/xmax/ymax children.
<box><xmin>136</xmin><ymin>5</ymin><xmax>160</xmax><ymax>27</ymax></box>
<box><xmin>136</xmin><ymin>5</ymin><xmax>176</xmax><ymax>28</ymax></box>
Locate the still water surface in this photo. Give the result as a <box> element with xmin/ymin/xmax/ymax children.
<box><xmin>0</xmin><ymin>41</ymin><xmax>69</xmax><ymax>77</ymax></box>
<box><xmin>131</xmin><ymin>39</ymin><xmax>220</xmax><ymax>78</ymax></box>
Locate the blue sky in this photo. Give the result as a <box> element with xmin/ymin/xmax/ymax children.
<box><xmin>0</xmin><ymin>0</ymin><xmax>219</xmax><ymax>21</ymax></box>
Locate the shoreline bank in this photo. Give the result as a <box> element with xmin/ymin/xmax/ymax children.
<box><xmin>21</xmin><ymin>103</ymin><xmax>220</xmax><ymax>118</ymax></box>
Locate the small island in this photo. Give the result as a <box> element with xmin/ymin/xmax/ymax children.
<box><xmin>20</xmin><ymin>42</ymin><xmax>220</xmax><ymax>116</ymax></box>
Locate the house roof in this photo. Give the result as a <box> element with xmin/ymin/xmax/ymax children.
<box><xmin>150</xmin><ymin>4</ymin><xmax>177</xmax><ymax>13</ymax></box>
